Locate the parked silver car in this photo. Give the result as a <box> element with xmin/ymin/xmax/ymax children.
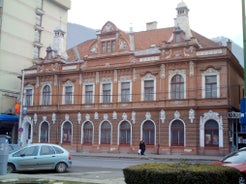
<box><xmin>7</xmin><ymin>143</ymin><xmax>72</xmax><ymax>173</ymax></box>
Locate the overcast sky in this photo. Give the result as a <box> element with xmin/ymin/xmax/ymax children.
<box><xmin>68</xmin><ymin>0</ymin><xmax>243</xmax><ymax>47</ymax></box>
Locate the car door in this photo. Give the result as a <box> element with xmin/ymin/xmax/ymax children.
<box><xmin>37</xmin><ymin>145</ymin><xmax>56</xmax><ymax>170</ymax></box>
<box><xmin>12</xmin><ymin>145</ymin><xmax>39</xmax><ymax>171</ymax></box>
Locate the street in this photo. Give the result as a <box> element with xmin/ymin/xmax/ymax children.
<box><xmin>1</xmin><ymin>155</ymin><xmax>214</xmax><ymax>184</ymax></box>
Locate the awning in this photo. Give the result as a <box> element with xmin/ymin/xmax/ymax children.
<box><xmin>0</xmin><ymin>114</ymin><xmax>19</xmax><ymax>121</ymax></box>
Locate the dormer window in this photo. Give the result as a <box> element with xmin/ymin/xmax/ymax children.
<box><xmin>175</xmin><ymin>33</ymin><xmax>181</xmax><ymax>43</ymax></box>
<box><xmin>101</xmin><ymin>40</ymin><xmax>116</xmax><ymax>54</ymax></box>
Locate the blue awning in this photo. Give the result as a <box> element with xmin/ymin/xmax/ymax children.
<box><xmin>0</xmin><ymin>114</ymin><xmax>19</xmax><ymax>121</ymax></box>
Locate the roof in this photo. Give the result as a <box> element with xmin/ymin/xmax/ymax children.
<box><xmin>66</xmin><ymin>26</ymin><xmax>219</xmax><ymax>62</ymax></box>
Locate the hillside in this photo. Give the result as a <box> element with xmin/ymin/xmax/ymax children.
<box><xmin>66</xmin><ymin>23</ymin><xmax>96</xmax><ymax>49</ymax></box>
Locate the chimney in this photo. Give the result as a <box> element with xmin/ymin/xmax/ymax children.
<box><xmin>227</xmin><ymin>39</ymin><xmax>232</xmax><ymax>51</ymax></box>
<box><xmin>146</xmin><ymin>21</ymin><xmax>157</xmax><ymax>31</ymax></box>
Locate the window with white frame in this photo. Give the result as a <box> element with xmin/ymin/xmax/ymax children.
<box><xmin>142</xmin><ymin>121</ymin><xmax>155</xmax><ymax>145</ymax></box>
<box><xmin>119</xmin><ymin>121</ymin><xmax>131</xmax><ymax>144</ymax></box>
<box><xmin>24</xmin><ymin>85</ymin><xmax>34</xmax><ymax>106</ymax></box>
<box><xmin>40</xmin><ymin>121</ymin><xmax>49</xmax><ymax>143</ymax></box>
<box><xmin>202</xmin><ymin>68</ymin><xmax>220</xmax><ymax>98</ymax></box>
<box><xmin>84</xmin><ymin>84</ymin><xmax>94</xmax><ymax>104</ymax></box>
<box><xmin>168</xmin><ymin>70</ymin><xmax>186</xmax><ymax>99</ymax></box>
<box><xmin>62</xmin><ymin>121</ymin><xmax>72</xmax><ymax>143</ymax></box>
<box><xmin>83</xmin><ymin>121</ymin><xmax>93</xmax><ymax>144</ymax></box>
<box><xmin>205</xmin><ymin>75</ymin><xmax>217</xmax><ymax>98</ymax></box>
<box><xmin>63</xmin><ymin>81</ymin><xmax>74</xmax><ymax>105</ymax></box>
<box><xmin>141</xmin><ymin>74</ymin><xmax>156</xmax><ymax>101</ymax></box>
<box><xmin>100</xmin><ymin>121</ymin><xmax>111</xmax><ymax>144</ymax></box>
<box><xmin>101</xmin><ymin>40</ymin><xmax>116</xmax><ymax>53</ymax></box>
<box><xmin>171</xmin><ymin>74</ymin><xmax>184</xmax><ymax>99</ymax></box>
<box><xmin>102</xmin><ymin>83</ymin><xmax>112</xmax><ymax>103</ymax></box>
<box><xmin>171</xmin><ymin>120</ymin><xmax>184</xmax><ymax>146</ymax></box>
<box><xmin>204</xmin><ymin>120</ymin><xmax>219</xmax><ymax>147</ymax></box>
<box><xmin>144</xmin><ymin>80</ymin><xmax>154</xmax><ymax>101</ymax></box>
<box><xmin>42</xmin><ymin>84</ymin><xmax>51</xmax><ymax>105</ymax></box>
<box><xmin>120</xmin><ymin>81</ymin><xmax>130</xmax><ymax>102</ymax></box>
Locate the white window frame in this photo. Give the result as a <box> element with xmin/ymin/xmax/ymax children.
<box><xmin>141</xmin><ymin>73</ymin><xmax>156</xmax><ymax>101</ymax></box>
<box><xmin>83</xmin><ymin>83</ymin><xmax>95</xmax><ymax>104</ymax></box>
<box><xmin>199</xmin><ymin>110</ymin><xmax>223</xmax><ymax>147</ymax></box>
<box><xmin>168</xmin><ymin>70</ymin><xmax>186</xmax><ymax>99</ymax></box>
<box><xmin>40</xmin><ymin>82</ymin><xmax>52</xmax><ymax>105</ymax></box>
<box><xmin>100</xmin><ymin>78</ymin><xmax>112</xmax><ymax>103</ymax></box>
<box><xmin>118</xmin><ymin>79</ymin><xmax>132</xmax><ymax>102</ymax></box>
<box><xmin>60</xmin><ymin>121</ymin><xmax>73</xmax><ymax>144</ymax></box>
<box><xmin>38</xmin><ymin>121</ymin><xmax>50</xmax><ymax>143</ymax></box>
<box><xmin>168</xmin><ymin>119</ymin><xmax>186</xmax><ymax>147</ymax></box>
<box><xmin>62</xmin><ymin>80</ymin><xmax>74</xmax><ymax>105</ymax></box>
<box><xmin>202</xmin><ymin>68</ymin><xmax>220</xmax><ymax>98</ymax></box>
<box><xmin>24</xmin><ymin>84</ymin><xmax>34</xmax><ymax>106</ymax></box>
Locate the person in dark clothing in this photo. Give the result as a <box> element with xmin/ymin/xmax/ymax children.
<box><xmin>139</xmin><ymin>139</ymin><xmax>146</xmax><ymax>155</ymax></box>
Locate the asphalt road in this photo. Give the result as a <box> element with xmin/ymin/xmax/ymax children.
<box><xmin>0</xmin><ymin>155</ymin><xmax>213</xmax><ymax>184</ymax></box>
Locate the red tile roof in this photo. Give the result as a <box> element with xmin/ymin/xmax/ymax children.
<box><xmin>67</xmin><ymin>25</ymin><xmax>219</xmax><ymax>62</ymax></box>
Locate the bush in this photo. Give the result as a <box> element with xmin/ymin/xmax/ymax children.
<box><xmin>123</xmin><ymin>163</ymin><xmax>242</xmax><ymax>184</ymax></box>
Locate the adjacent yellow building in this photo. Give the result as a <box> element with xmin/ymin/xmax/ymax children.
<box><xmin>0</xmin><ymin>0</ymin><xmax>70</xmax><ymax>114</ymax></box>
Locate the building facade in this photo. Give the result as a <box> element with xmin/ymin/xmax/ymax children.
<box><xmin>20</xmin><ymin>2</ymin><xmax>244</xmax><ymax>156</ymax></box>
<box><xmin>0</xmin><ymin>0</ymin><xmax>70</xmax><ymax>143</ymax></box>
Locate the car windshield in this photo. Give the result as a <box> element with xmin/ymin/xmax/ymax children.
<box><xmin>222</xmin><ymin>150</ymin><xmax>246</xmax><ymax>164</ymax></box>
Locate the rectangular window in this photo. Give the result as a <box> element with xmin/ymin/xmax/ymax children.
<box><xmin>33</xmin><ymin>46</ymin><xmax>40</xmax><ymax>59</ymax></box>
<box><xmin>121</xmin><ymin>82</ymin><xmax>130</xmax><ymax>102</ymax></box>
<box><xmin>25</xmin><ymin>89</ymin><xmax>33</xmax><ymax>106</ymax></box>
<box><xmin>102</xmin><ymin>42</ymin><xmax>106</xmax><ymax>53</ymax></box>
<box><xmin>64</xmin><ymin>86</ymin><xmax>73</xmax><ymax>104</ymax></box>
<box><xmin>144</xmin><ymin>80</ymin><xmax>154</xmax><ymax>101</ymax></box>
<box><xmin>101</xmin><ymin>40</ymin><xmax>116</xmax><ymax>54</ymax></box>
<box><xmin>107</xmin><ymin>41</ymin><xmax>111</xmax><ymax>53</ymax></box>
<box><xmin>85</xmin><ymin>84</ymin><xmax>93</xmax><ymax>104</ymax></box>
<box><xmin>35</xmin><ymin>14</ymin><xmax>42</xmax><ymax>26</ymax></box>
<box><xmin>34</xmin><ymin>29</ymin><xmax>41</xmax><ymax>43</ymax></box>
<box><xmin>36</xmin><ymin>0</ymin><xmax>43</xmax><ymax>9</ymax></box>
<box><xmin>102</xmin><ymin>83</ymin><xmax>111</xmax><ymax>103</ymax></box>
<box><xmin>112</xmin><ymin>40</ymin><xmax>116</xmax><ymax>52</ymax></box>
<box><xmin>205</xmin><ymin>75</ymin><xmax>217</xmax><ymax>98</ymax></box>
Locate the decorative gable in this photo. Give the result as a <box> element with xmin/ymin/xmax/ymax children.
<box><xmin>101</xmin><ymin>21</ymin><xmax>117</xmax><ymax>34</ymax></box>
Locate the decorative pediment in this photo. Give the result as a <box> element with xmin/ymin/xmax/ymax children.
<box><xmin>101</xmin><ymin>21</ymin><xmax>117</xmax><ymax>34</ymax></box>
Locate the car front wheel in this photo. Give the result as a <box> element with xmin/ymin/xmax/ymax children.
<box><xmin>7</xmin><ymin>163</ymin><xmax>15</xmax><ymax>173</ymax></box>
<box><xmin>55</xmin><ymin>162</ymin><xmax>67</xmax><ymax>173</ymax></box>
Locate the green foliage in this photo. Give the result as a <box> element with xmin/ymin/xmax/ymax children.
<box><xmin>123</xmin><ymin>163</ymin><xmax>242</xmax><ymax>184</ymax></box>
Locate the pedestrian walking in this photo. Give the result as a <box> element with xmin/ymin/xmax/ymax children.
<box><xmin>139</xmin><ymin>139</ymin><xmax>146</xmax><ymax>155</ymax></box>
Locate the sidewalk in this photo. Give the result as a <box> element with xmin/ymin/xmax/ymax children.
<box><xmin>70</xmin><ymin>150</ymin><xmax>223</xmax><ymax>162</ymax></box>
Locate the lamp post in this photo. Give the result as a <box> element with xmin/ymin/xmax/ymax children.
<box><xmin>242</xmin><ymin>0</ymin><xmax>246</xmax><ymax>97</ymax></box>
<box><xmin>18</xmin><ymin>70</ymin><xmax>25</xmax><ymax>146</ymax></box>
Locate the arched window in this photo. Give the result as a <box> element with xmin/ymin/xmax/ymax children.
<box><xmin>119</xmin><ymin>121</ymin><xmax>131</xmax><ymax>144</ymax></box>
<box><xmin>83</xmin><ymin>121</ymin><xmax>93</xmax><ymax>144</ymax></box>
<box><xmin>40</xmin><ymin>121</ymin><xmax>49</xmax><ymax>143</ymax></box>
<box><xmin>205</xmin><ymin>120</ymin><xmax>219</xmax><ymax>146</ymax></box>
<box><xmin>100</xmin><ymin>121</ymin><xmax>111</xmax><ymax>144</ymax></box>
<box><xmin>42</xmin><ymin>85</ymin><xmax>51</xmax><ymax>105</ymax></box>
<box><xmin>171</xmin><ymin>120</ymin><xmax>184</xmax><ymax>146</ymax></box>
<box><xmin>171</xmin><ymin>74</ymin><xmax>184</xmax><ymax>99</ymax></box>
<box><xmin>143</xmin><ymin>121</ymin><xmax>155</xmax><ymax>145</ymax></box>
<box><xmin>62</xmin><ymin>121</ymin><xmax>72</xmax><ymax>143</ymax></box>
